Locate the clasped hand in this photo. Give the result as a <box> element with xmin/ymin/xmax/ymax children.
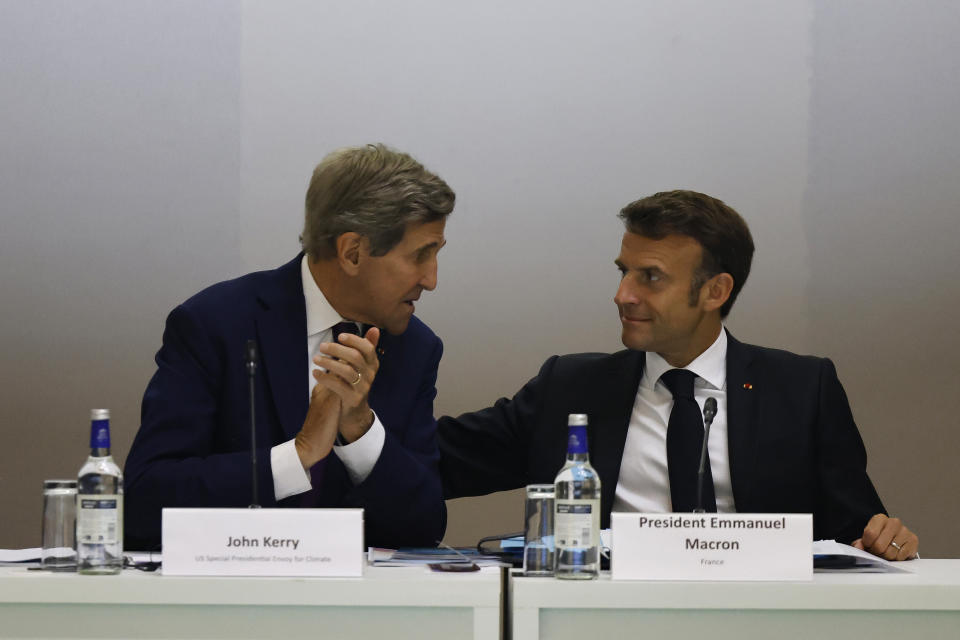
<box><xmin>295</xmin><ymin>327</ymin><xmax>381</xmax><ymax>469</ymax></box>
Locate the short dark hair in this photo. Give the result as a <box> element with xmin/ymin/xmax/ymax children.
<box><xmin>301</xmin><ymin>143</ymin><xmax>455</xmax><ymax>260</ymax></box>
<box><xmin>618</xmin><ymin>190</ymin><xmax>754</xmax><ymax>317</ymax></box>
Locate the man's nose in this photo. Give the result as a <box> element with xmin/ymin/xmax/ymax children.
<box><xmin>420</xmin><ymin>258</ymin><xmax>438</xmax><ymax>291</ymax></box>
<box><xmin>614</xmin><ymin>276</ymin><xmax>637</xmax><ymax>306</ymax></box>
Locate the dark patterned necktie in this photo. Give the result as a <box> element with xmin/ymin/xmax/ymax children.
<box><xmin>300</xmin><ymin>321</ymin><xmax>361</xmax><ymax>507</ymax></box>
<box><xmin>660</xmin><ymin>369</ymin><xmax>717</xmax><ymax>512</ymax></box>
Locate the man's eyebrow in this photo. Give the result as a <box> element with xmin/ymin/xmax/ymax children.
<box><xmin>615</xmin><ymin>260</ymin><xmax>667</xmax><ymax>275</ymax></box>
<box><xmin>418</xmin><ymin>239</ymin><xmax>446</xmax><ymax>252</ymax></box>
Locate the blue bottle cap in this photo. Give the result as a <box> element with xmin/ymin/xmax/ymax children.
<box><xmin>566</xmin><ymin>425</ymin><xmax>588</xmax><ymax>454</ymax></box>
<box><xmin>90</xmin><ymin>409</ymin><xmax>111</xmax><ymax>449</ymax></box>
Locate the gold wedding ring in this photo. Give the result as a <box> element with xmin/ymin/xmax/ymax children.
<box><xmin>352</xmin><ymin>370</ymin><xmax>362</xmax><ymax>385</ymax></box>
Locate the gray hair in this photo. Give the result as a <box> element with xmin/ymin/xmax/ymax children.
<box><xmin>301</xmin><ymin>144</ymin><xmax>455</xmax><ymax>260</ymax></box>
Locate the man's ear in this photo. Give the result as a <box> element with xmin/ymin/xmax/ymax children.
<box><xmin>335</xmin><ymin>232</ymin><xmax>366</xmax><ymax>276</ymax></box>
<box><xmin>702</xmin><ymin>273</ymin><xmax>734</xmax><ymax>313</ymax></box>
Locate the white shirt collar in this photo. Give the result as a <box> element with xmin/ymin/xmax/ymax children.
<box><xmin>301</xmin><ymin>255</ymin><xmax>349</xmax><ymax>336</ymax></box>
<box><xmin>641</xmin><ymin>327</ymin><xmax>728</xmax><ymax>391</ymax></box>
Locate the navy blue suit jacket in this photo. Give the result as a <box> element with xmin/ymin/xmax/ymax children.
<box><xmin>438</xmin><ymin>332</ymin><xmax>885</xmax><ymax>543</ymax></box>
<box><xmin>125</xmin><ymin>255</ymin><xmax>446</xmax><ymax>550</ymax></box>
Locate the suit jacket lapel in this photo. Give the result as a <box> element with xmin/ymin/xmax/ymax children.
<box><xmin>591</xmin><ymin>350</ymin><xmax>645</xmax><ymax>519</ymax></box>
<box><xmin>255</xmin><ymin>255</ymin><xmax>309</xmax><ymax>441</ymax></box>
<box><xmin>725</xmin><ymin>330</ymin><xmax>759</xmax><ymax>511</ymax></box>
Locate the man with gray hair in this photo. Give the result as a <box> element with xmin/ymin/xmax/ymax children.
<box><xmin>126</xmin><ymin>144</ymin><xmax>455</xmax><ymax>550</ymax></box>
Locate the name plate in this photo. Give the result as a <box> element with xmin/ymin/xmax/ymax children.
<box><xmin>162</xmin><ymin>508</ymin><xmax>363</xmax><ymax>577</ymax></box>
<box><xmin>611</xmin><ymin>512</ymin><xmax>812</xmax><ymax>581</ymax></box>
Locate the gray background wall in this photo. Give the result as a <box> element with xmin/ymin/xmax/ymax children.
<box><xmin>1</xmin><ymin>0</ymin><xmax>957</xmax><ymax>557</ymax></box>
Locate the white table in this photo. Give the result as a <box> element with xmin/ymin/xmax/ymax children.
<box><xmin>511</xmin><ymin>560</ymin><xmax>960</xmax><ymax>639</ymax></box>
<box><xmin>0</xmin><ymin>564</ymin><xmax>502</xmax><ymax>640</ymax></box>
<box><xmin>5</xmin><ymin>560</ymin><xmax>958</xmax><ymax>639</ymax></box>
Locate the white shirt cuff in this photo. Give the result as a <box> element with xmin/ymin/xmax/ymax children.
<box><xmin>271</xmin><ymin>439</ymin><xmax>313</xmax><ymax>501</ymax></box>
<box><xmin>334</xmin><ymin>412</ymin><xmax>386</xmax><ymax>485</ymax></box>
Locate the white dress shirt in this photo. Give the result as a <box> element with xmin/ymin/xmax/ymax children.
<box><xmin>611</xmin><ymin>329</ymin><xmax>736</xmax><ymax>513</ymax></box>
<box><xmin>269</xmin><ymin>256</ymin><xmax>387</xmax><ymax>501</ymax></box>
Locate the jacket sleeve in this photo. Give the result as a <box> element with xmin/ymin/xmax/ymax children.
<box><xmin>813</xmin><ymin>358</ymin><xmax>886</xmax><ymax>542</ymax></box>
<box><xmin>438</xmin><ymin>356</ymin><xmax>559</xmax><ymax>500</ymax></box>
<box><xmin>123</xmin><ymin>304</ymin><xmax>275</xmax><ymax>551</ymax></box>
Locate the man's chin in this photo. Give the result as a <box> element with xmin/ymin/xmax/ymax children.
<box><xmin>621</xmin><ymin>327</ymin><xmax>652</xmax><ymax>352</ymax></box>
<box><xmin>382</xmin><ymin>316</ymin><xmax>411</xmax><ymax>336</ymax></box>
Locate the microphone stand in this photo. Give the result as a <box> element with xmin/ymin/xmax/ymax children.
<box><xmin>693</xmin><ymin>397</ymin><xmax>718</xmax><ymax>513</ymax></box>
<box><xmin>245</xmin><ymin>340</ymin><xmax>261</xmax><ymax>509</ymax></box>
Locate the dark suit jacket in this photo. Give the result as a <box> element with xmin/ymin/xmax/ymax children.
<box><xmin>438</xmin><ymin>332</ymin><xmax>884</xmax><ymax>543</ymax></box>
<box><xmin>125</xmin><ymin>255</ymin><xmax>446</xmax><ymax>550</ymax></box>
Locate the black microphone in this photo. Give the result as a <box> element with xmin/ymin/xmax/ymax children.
<box><xmin>245</xmin><ymin>340</ymin><xmax>261</xmax><ymax>508</ymax></box>
<box><xmin>245</xmin><ymin>340</ymin><xmax>258</xmax><ymax>376</ymax></box>
<box><xmin>693</xmin><ymin>397</ymin><xmax>718</xmax><ymax>513</ymax></box>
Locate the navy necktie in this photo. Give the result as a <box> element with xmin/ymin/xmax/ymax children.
<box><xmin>660</xmin><ymin>369</ymin><xmax>717</xmax><ymax>512</ymax></box>
<box><xmin>301</xmin><ymin>321</ymin><xmax>361</xmax><ymax>507</ymax></box>
<box><xmin>332</xmin><ymin>321</ymin><xmax>360</xmax><ymax>341</ymax></box>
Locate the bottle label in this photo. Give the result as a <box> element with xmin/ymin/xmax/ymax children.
<box><xmin>77</xmin><ymin>494</ymin><xmax>122</xmax><ymax>544</ymax></box>
<box><xmin>555</xmin><ymin>498</ymin><xmax>600</xmax><ymax>547</ymax></box>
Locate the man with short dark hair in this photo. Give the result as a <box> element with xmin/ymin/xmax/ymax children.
<box><xmin>439</xmin><ymin>190</ymin><xmax>918</xmax><ymax>560</ymax></box>
<box><xmin>126</xmin><ymin>144</ymin><xmax>454</xmax><ymax>550</ymax></box>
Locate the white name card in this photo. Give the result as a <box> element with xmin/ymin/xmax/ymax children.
<box><xmin>611</xmin><ymin>512</ymin><xmax>812</xmax><ymax>581</ymax></box>
<box><xmin>162</xmin><ymin>508</ymin><xmax>363</xmax><ymax>577</ymax></box>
